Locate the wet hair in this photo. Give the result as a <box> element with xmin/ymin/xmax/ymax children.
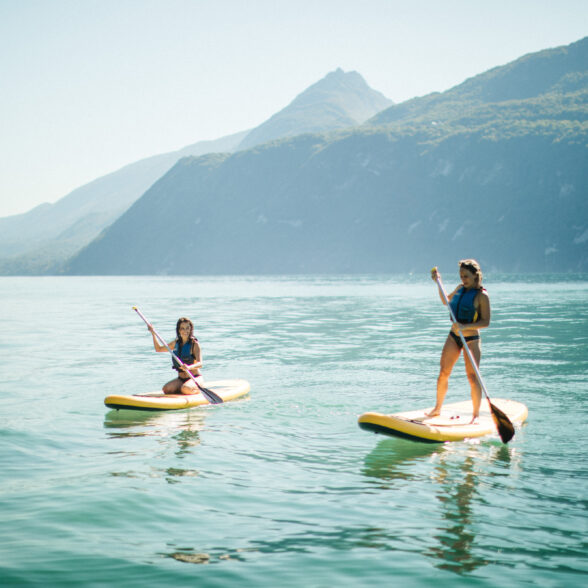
<box><xmin>459</xmin><ymin>259</ymin><xmax>483</xmax><ymax>287</ymax></box>
<box><xmin>176</xmin><ymin>317</ymin><xmax>195</xmax><ymax>341</ymax></box>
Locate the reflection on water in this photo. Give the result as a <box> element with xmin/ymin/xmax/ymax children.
<box><xmin>362</xmin><ymin>438</ymin><xmax>443</xmax><ymax>483</ymax></box>
<box><xmin>362</xmin><ymin>438</ymin><xmax>519</xmax><ymax>575</ymax></box>
<box><xmin>104</xmin><ymin>408</ymin><xmax>205</xmax><ymax>442</ymax></box>
<box><xmin>103</xmin><ymin>409</ymin><xmax>206</xmax><ymax>481</ymax></box>
<box><xmin>1</xmin><ymin>275</ymin><xmax>583</xmax><ymax>586</ymax></box>
<box><xmin>427</xmin><ymin>452</ymin><xmax>487</xmax><ymax>574</ymax></box>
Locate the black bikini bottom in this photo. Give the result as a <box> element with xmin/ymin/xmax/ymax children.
<box><xmin>449</xmin><ymin>331</ymin><xmax>480</xmax><ymax>349</ymax></box>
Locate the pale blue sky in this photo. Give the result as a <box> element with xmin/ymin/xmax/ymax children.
<box><xmin>1</xmin><ymin>0</ymin><xmax>586</xmax><ymax>217</ymax></box>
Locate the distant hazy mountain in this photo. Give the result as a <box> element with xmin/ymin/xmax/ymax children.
<box><xmin>0</xmin><ymin>69</ymin><xmax>392</xmax><ymax>275</ymax></box>
<box><xmin>237</xmin><ymin>69</ymin><xmax>392</xmax><ymax>150</ymax></box>
<box><xmin>0</xmin><ymin>131</ymin><xmax>248</xmax><ymax>273</ymax></box>
<box><xmin>66</xmin><ymin>38</ymin><xmax>588</xmax><ymax>275</ymax></box>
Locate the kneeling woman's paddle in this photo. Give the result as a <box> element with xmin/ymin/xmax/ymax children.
<box><xmin>133</xmin><ymin>306</ymin><xmax>223</xmax><ymax>404</ymax></box>
<box><xmin>433</xmin><ymin>271</ymin><xmax>514</xmax><ymax>443</ymax></box>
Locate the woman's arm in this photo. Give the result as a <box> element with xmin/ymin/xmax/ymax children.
<box><xmin>431</xmin><ymin>268</ymin><xmax>460</xmax><ymax>305</ymax></box>
<box><xmin>148</xmin><ymin>325</ymin><xmax>175</xmax><ymax>353</ymax></box>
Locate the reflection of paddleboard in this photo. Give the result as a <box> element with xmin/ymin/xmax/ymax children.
<box><xmin>358</xmin><ymin>399</ymin><xmax>528</xmax><ymax>443</ymax></box>
<box><xmin>105</xmin><ymin>379</ymin><xmax>250</xmax><ymax>411</ymax></box>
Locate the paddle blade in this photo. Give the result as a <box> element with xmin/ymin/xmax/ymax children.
<box><xmin>489</xmin><ymin>403</ymin><xmax>515</xmax><ymax>443</ymax></box>
<box><xmin>197</xmin><ymin>383</ymin><xmax>224</xmax><ymax>404</ymax></box>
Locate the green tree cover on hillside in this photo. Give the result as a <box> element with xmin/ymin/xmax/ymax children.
<box><xmin>364</xmin><ymin>90</ymin><xmax>588</xmax><ymax>144</ymax></box>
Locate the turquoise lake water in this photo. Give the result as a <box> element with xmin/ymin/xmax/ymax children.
<box><xmin>1</xmin><ymin>275</ymin><xmax>587</xmax><ymax>587</ymax></box>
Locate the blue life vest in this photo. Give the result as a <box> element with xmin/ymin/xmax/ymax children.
<box><xmin>449</xmin><ymin>287</ymin><xmax>481</xmax><ymax>324</ymax></box>
<box><xmin>172</xmin><ymin>338</ymin><xmax>196</xmax><ymax>371</ymax></box>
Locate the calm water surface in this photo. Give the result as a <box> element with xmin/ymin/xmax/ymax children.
<box><xmin>0</xmin><ymin>275</ymin><xmax>587</xmax><ymax>587</ymax></box>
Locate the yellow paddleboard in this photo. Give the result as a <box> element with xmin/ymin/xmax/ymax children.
<box><xmin>104</xmin><ymin>379</ymin><xmax>250</xmax><ymax>411</ymax></box>
<box><xmin>358</xmin><ymin>399</ymin><xmax>527</xmax><ymax>443</ymax></box>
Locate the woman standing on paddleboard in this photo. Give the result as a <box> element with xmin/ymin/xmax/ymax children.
<box><xmin>148</xmin><ymin>317</ymin><xmax>204</xmax><ymax>394</ymax></box>
<box><xmin>427</xmin><ymin>260</ymin><xmax>491</xmax><ymax>423</ymax></box>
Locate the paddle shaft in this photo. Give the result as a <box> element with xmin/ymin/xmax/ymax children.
<box><xmin>434</xmin><ymin>275</ymin><xmax>492</xmax><ymax>403</ymax></box>
<box><xmin>133</xmin><ymin>307</ymin><xmax>208</xmax><ymax>393</ymax></box>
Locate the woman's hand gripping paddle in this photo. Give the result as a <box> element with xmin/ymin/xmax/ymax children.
<box><xmin>133</xmin><ymin>306</ymin><xmax>223</xmax><ymax>404</ymax></box>
<box><xmin>432</xmin><ymin>268</ymin><xmax>515</xmax><ymax>443</ymax></box>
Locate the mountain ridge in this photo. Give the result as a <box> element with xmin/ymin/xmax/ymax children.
<box><xmin>237</xmin><ymin>68</ymin><xmax>392</xmax><ymax>150</ymax></box>
<box><xmin>369</xmin><ymin>36</ymin><xmax>588</xmax><ymax>127</ymax></box>
<box><xmin>65</xmin><ymin>37</ymin><xmax>588</xmax><ymax>275</ymax></box>
<box><xmin>0</xmin><ymin>130</ymin><xmax>248</xmax><ymax>262</ymax></box>
<box><xmin>0</xmin><ymin>69</ymin><xmax>391</xmax><ymax>274</ymax></box>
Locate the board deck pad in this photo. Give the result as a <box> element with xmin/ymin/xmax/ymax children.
<box><xmin>104</xmin><ymin>379</ymin><xmax>250</xmax><ymax>411</ymax></box>
<box><xmin>358</xmin><ymin>398</ymin><xmax>527</xmax><ymax>443</ymax></box>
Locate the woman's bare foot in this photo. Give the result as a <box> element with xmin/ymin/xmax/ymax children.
<box><xmin>425</xmin><ymin>409</ymin><xmax>441</xmax><ymax>418</ymax></box>
<box><xmin>469</xmin><ymin>415</ymin><xmax>479</xmax><ymax>425</ymax></box>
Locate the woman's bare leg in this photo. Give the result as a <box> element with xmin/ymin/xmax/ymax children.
<box><xmin>426</xmin><ymin>335</ymin><xmax>461</xmax><ymax>417</ymax></box>
<box><xmin>180</xmin><ymin>375</ymin><xmax>204</xmax><ymax>394</ymax></box>
<box><xmin>465</xmin><ymin>339</ymin><xmax>482</xmax><ymax>422</ymax></box>
<box><xmin>163</xmin><ymin>377</ymin><xmax>183</xmax><ymax>394</ymax></box>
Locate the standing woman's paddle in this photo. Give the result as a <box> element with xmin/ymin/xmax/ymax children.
<box><xmin>133</xmin><ymin>307</ymin><xmax>223</xmax><ymax>404</ymax></box>
<box><xmin>432</xmin><ymin>269</ymin><xmax>514</xmax><ymax>443</ymax></box>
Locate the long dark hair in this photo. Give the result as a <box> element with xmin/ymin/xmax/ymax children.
<box><xmin>175</xmin><ymin>317</ymin><xmax>197</xmax><ymax>342</ymax></box>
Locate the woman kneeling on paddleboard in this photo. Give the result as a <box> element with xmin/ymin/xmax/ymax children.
<box><xmin>148</xmin><ymin>317</ymin><xmax>204</xmax><ymax>394</ymax></box>
<box><xmin>427</xmin><ymin>260</ymin><xmax>491</xmax><ymax>423</ymax></box>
